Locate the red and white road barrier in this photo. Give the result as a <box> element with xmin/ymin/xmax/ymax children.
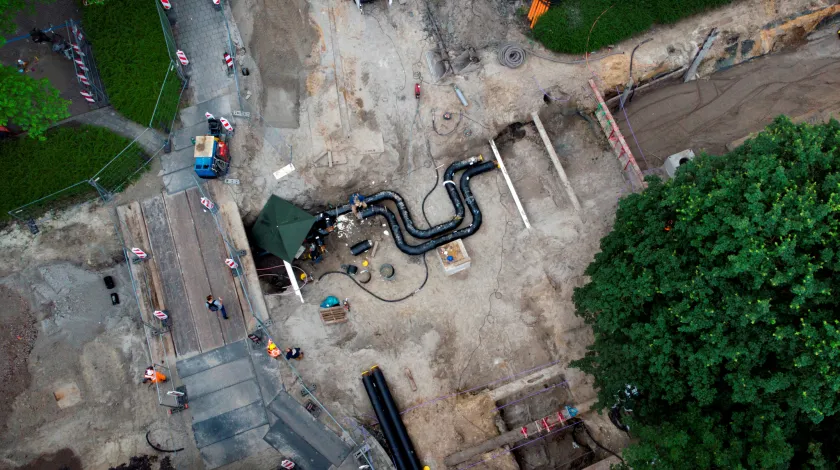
<box><xmin>80</xmin><ymin>90</ymin><xmax>95</xmax><ymax>103</ymax></box>
<box><xmin>77</xmin><ymin>73</ymin><xmax>89</xmax><ymax>86</ymax></box>
<box><xmin>200</xmin><ymin>197</ymin><xmax>215</xmax><ymax>210</ymax></box>
<box><xmin>160</xmin><ymin>0</ymin><xmax>172</xmax><ymax>9</ymax></box>
<box><xmin>153</xmin><ymin>310</ymin><xmax>169</xmax><ymax>320</ymax></box>
<box><xmin>220</xmin><ymin>117</ymin><xmax>233</xmax><ymax>132</ymax></box>
<box><xmin>74</xmin><ymin>58</ymin><xmax>87</xmax><ymax>71</ymax></box>
<box><xmin>225</xmin><ymin>259</ymin><xmax>238</xmax><ymax>269</ymax></box>
<box><xmin>213</xmin><ymin>0</ymin><xmax>220</xmax><ymax>4</ymax></box>
<box><xmin>205</xmin><ymin>112</ymin><xmax>215</xmax><ymax>120</ymax></box>
<box><xmin>72</xmin><ymin>44</ymin><xmax>84</xmax><ymax>56</ymax></box>
<box><xmin>280</xmin><ymin>460</ymin><xmax>295</xmax><ymax>469</ymax></box>
<box><xmin>176</xmin><ymin>50</ymin><xmax>189</xmax><ymax>65</ymax></box>
<box><xmin>223</xmin><ymin>52</ymin><xmax>233</xmax><ymax>69</ymax></box>
<box><xmin>71</xmin><ymin>24</ymin><xmax>84</xmax><ymax>42</ymax></box>
<box><xmin>131</xmin><ymin>248</ymin><xmax>147</xmax><ymax>259</ymax></box>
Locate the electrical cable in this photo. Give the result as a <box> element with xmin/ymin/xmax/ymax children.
<box><xmin>318</xmin><ymin>253</ymin><xmax>428</xmax><ymax>303</ymax></box>
<box><xmin>431</xmin><ymin>108</ymin><xmax>462</xmax><ymax>136</ymax></box>
<box><xmin>146</xmin><ymin>430</ymin><xmax>184</xmax><ymax>453</ymax></box>
<box><xmin>498</xmin><ymin>43</ymin><xmax>526</xmax><ymax>68</ymax></box>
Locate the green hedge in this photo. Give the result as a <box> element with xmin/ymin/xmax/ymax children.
<box><xmin>0</xmin><ymin>125</ymin><xmax>138</xmax><ymax>218</ymax></box>
<box><xmin>533</xmin><ymin>0</ymin><xmax>733</xmax><ymax>54</ymax></box>
<box><xmin>82</xmin><ymin>0</ymin><xmax>174</xmax><ymax>125</ymax></box>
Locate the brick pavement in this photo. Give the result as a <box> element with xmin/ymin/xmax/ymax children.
<box><xmin>174</xmin><ymin>0</ymin><xmax>236</xmax><ymax>103</ymax></box>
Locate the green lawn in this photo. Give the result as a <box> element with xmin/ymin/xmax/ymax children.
<box><xmin>533</xmin><ymin>0</ymin><xmax>733</xmax><ymax>54</ymax></box>
<box><xmin>82</xmin><ymin>0</ymin><xmax>181</xmax><ymax>128</ymax></box>
<box><xmin>1</xmin><ymin>125</ymin><xmax>143</xmax><ymax>219</ymax></box>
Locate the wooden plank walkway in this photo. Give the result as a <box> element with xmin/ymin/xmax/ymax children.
<box><xmin>142</xmin><ymin>196</ymin><xmax>201</xmax><ymax>358</ymax></box>
<box><xmin>164</xmin><ymin>191</ymin><xmax>225</xmax><ymax>352</ymax></box>
<box><xmin>185</xmin><ymin>187</ymin><xmax>247</xmax><ymax>344</ymax></box>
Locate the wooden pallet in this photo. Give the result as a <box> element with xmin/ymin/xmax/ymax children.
<box><xmin>319</xmin><ymin>306</ymin><xmax>348</xmax><ymax>325</ymax></box>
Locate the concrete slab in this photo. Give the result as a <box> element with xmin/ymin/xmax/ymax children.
<box><xmin>193</xmin><ymin>401</ymin><xmax>268</xmax><ymax>448</ymax></box>
<box><xmin>180</xmin><ymin>94</ymin><xmax>234</xmax><ymax>128</ymax></box>
<box><xmin>182</xmin><ymin>356</ymin><xmax>253</xmax><ymax>399</ymax></box>
<box><xmin>199</xmin><ymin>424</ymin><xmax>274</xmax><ymax>469</ymax></box>
<box><xmin>162</xmin><ymin>165</ymin><xmax>197</xmax><ymax>195</ymax></box>
<box><xmin>177</xmin><ymin>339</ymin><xmax>248</xmax><ymax>378</ymax></box>
<box><xmin>142</xmin><ymin>195</ymin><xmax>200</xmax><ymax>357</ymax></box>
<box><xmin>189</xmin><ymin>379</ymin><xmax>262</xmax><ymax>423</ymax></box>
<box><xmin>164</xmin><ymin>191</ymin><xmax>225</xmax><ymax>352</ymax></box>
<box><xmin>247</xmin><ymin>339</ymin><xmax>285</xmax><ymax>404</ymax></box>
<box><xmin>266</xmin><ymin>392</ymin><xmax>351</xmax><ymax>465</ymax></box>
<box><xmin>263</xmin><ymin>418</ymin><xmax>332</xmax><ymax>470</ymax></box>
<box><xmin>171</xmin><ymin>122</ymin><xmax>209</xmax><ymax>152</ymax></box>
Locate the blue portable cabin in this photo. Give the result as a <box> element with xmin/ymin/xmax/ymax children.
<box><xmin>193</xmin><ymin>135</ymin><xmax>230</xmax><ymax>179</ymax></box>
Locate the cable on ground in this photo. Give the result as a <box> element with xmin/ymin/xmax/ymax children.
<box><xmin>498</xmin><ymin>43</ymin><xmax>526</xmax><ymax>68</ymax></box>
<box><xmin>318</xmin><ymin>252</ymin><xmax>428</xmax><ymax>303</ymax></box>
<box><xmin>146</xmin><ymin>430</ymin><xmax>184</xmax><ymax>453</ymax></box>
<box><xmin>574</xmin><ymin>421</ymin><xmax>625</xmax><ymax>464</ymax></box>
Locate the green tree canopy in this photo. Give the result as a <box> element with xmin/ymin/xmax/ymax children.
<box><xmin>0</xmin><ymin>65</ymin><xmax>69</xmax><ymax>138</ymax></box>
<box><xmin>574</xmin><ymin>116</ymin><xmax>840</xmax><ymax>469</ymax></box>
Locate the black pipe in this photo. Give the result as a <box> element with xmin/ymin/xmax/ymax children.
<box><xmin>359</xmin><ymin>161</ymin><xmax>498</xmax><ymax>255</ymax></box>
<box><xmin>363</xmin><ymin>373</ymin><xmax>410</xmax><ymax>470</ymax></box>
<box><xmin>371</xmin><ymin>367</ymin><xmax>422</xmax><ymax>470</ymax></box>
<box><xmin>350</xmin><ymin>239</ymin><xmax>373</xmax><ymax>256</ymax></box>
<box><xmin>315</xmin><ymin>157</ymin><xmax>483</xmax><ymax>239</ymax></box>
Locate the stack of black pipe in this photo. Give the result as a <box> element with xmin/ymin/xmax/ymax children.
<box><xmin>314</xmin><ymin>156</ymin><xmax>499</xmax><ymax>255</ymax></box>
<box><xmin>362</xmin><ymin>366</ymin><xmax>422</xmax><ymax>470</ymax></box>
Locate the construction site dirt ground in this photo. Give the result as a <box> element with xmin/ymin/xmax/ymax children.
<box><xmin>1</xmin><ymin>0</ymin><xmax>838</xmax><ymax>468</ymax></box>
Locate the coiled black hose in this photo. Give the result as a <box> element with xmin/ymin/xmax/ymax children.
<box><xmin>315</xmin><ymin>157</ymin><xmax>482</xmax><ymax>239</ymax></box>
<box><xmin>359</xmin><ymin>161</ymin><xmax>498</xmax><ymax>255</ymax></box>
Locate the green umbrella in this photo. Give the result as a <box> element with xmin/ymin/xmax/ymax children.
<box><xmin>251</xmin><ymin>195</ymin><xmax>317</xmax><ymax>262</ymax></box>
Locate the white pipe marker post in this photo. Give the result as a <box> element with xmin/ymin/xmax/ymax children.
<box><xmin>283</xmin><ymin>260</ymin><xmax>304</xmax><ymax>304</ymax></box>
<box><xmin>489</xmin><ymin>139</ymin><xmax>531</xmax><ymax>229</ymax></box>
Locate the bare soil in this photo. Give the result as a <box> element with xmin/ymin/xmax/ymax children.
<box><xmin>0</xmin><ymin>287</ymin><xmax>37</xmax><ymax>434</ymax></box>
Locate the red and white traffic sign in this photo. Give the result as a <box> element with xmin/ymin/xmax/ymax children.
<box><xmin>219</xmin><ymin>117</ymin><xmax>233</xmax><ymax>132</ymax></box>
<box><xmin>131</xmin><ymin>247</ymin><xmax>147</xmax><ymax>259</ymax></box>
<box><xmin>223</xmin><ymin>52</ymin><xmax>233</xmax><ymax>69</ymax></box>
<box><xmin>80</xmin><ymin>90</ymin><xmax>95</xmax><ymax>103</ymax></box>
<box><xmin>280</xmin><ymin>460</ymin><xmax>295</xmax><ymax>469</ymax></box>
<box><xmin>153</xmin><ymin>310</ymin><xmax>169</xmax><ymax>320</ymax></box>
<box><xmin>200</xmin><ymin>197</ymin><xmax>215</xmax><ymax>210</ymax></box>
<box><xmin>205</xmin><ymin>112</ymin><xmax>215</xmax><ymax>120</ymax></box>
<box><xmin>160</xmin><ymin>0</ymin><xmax>172</xmax><ymax>9</ymax></box>
<box><xmin>176</xmin><ymin>50</ymin><xmax>189</xmax><ymax>65</ymax></box>
<box><xmin>225</xmin><ymin>259</ymin><xmax>238</xmax><ymax>269</ymax></box>
<box><xmin>77</xmin><ymin>73</ymin><xmax>89</xmax><ymax>86</ymax></box>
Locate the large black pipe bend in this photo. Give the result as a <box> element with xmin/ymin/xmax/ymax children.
<box><xmin>371</xmin><ymin>367</ymin><xmax>422</xmax><ymax>470</ymax></box>
<box><xmin>358</xmin><ymin>160</ymin><xmax>498</xmax><ymax>255</ymax></box>
<box><xmin>362</xmin><ymin>373</ymin><xmax>409</xmax><ymax>470</ymax></box>
<box><xmin>315</xmin><ymin>157</ymin><xmax>483</xmax><ymax>239</ymax></box>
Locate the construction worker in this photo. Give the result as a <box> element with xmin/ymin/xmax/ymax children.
<box><xmin>267</xmin><ymin>339</ymin><xmax>281</xmax><ymax>358</ymax></box>
<box><xmin>285</xmin><ymin>347</ymin><xmax>304</xmax><ymax>360</ymax></box>
<box><xmin>143</xmin><ymin>366</ymin><xmax>167</xmax><ymax>384</ymax></box>
<box><xmin>349</xmin><ymin>193</ymin><xmax>367</xmax><ymax>219</ymax></box>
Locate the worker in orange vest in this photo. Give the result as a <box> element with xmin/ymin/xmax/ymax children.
<box><xmin>143</xmin><ymin>366</ymin><xmax>167</xmax><ymax>384</ymax></box>
<box><xmin>267</xmin><ymin>340</ymin><xmax>281</xmax><ymax>358</ymax></box>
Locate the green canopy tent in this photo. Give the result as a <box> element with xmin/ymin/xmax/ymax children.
<box><xmin>251</xmin><ymin>195</ymin><xmax>317</xmax><ymax>262</ymax></box>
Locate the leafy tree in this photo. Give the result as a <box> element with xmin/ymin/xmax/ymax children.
<box><xmin>0</xmin><ymin>0</ymin><xmax>55</xmax><ymax>44</ymax></box>
<box><xmin>573</xmin><ymin>116</ymin><xmax>840</xmax><ymax>469</ymax></box>
<box><xmin>0</xmin><ymin>65</ymin><xmax>70</xmax><ymax>139</ymax></box>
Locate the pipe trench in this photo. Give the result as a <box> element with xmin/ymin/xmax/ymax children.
<box><xmin>359</xmin><ymin>160</ymin><xmax>498</xmax><ymax>255</ymax></box>
<box><xmin>362</xmin><ymin>372</ymin><xmax>410</xmax><ymax>470</ymax></box>
<box><xmin>316</xmin><ymin>156</ymin><xmax>483</xmax><ymax>239</ymax></box>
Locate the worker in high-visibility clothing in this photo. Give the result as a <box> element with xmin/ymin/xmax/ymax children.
<box><xmin>267</xmin><ymin>340</ymin><xmax>281</xmax><ymax>358</ymax></box>
<box><xmin>143</xmin><ymin>366</ymin><xmax>167</xmax><ymax>384</ymax></box>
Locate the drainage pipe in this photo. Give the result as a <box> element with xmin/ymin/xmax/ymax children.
<box><xmin>359</xmin><ymin>161</ymin><xmax>498</xmax><ymax>255</ymax></box>
<box><xmin>371</xmin><ymin>366</ymin><xmax>422</xmax><ymax>470</ymax></box>
<box><xmin>362</xmin><ymin>372</ymin><xmax>409</xmax><ymax>470</ymax></box>
<box><xmin>315</xmin><ymin>157</ymin><xmax>483</xmax><ymax>239</ymax></box>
